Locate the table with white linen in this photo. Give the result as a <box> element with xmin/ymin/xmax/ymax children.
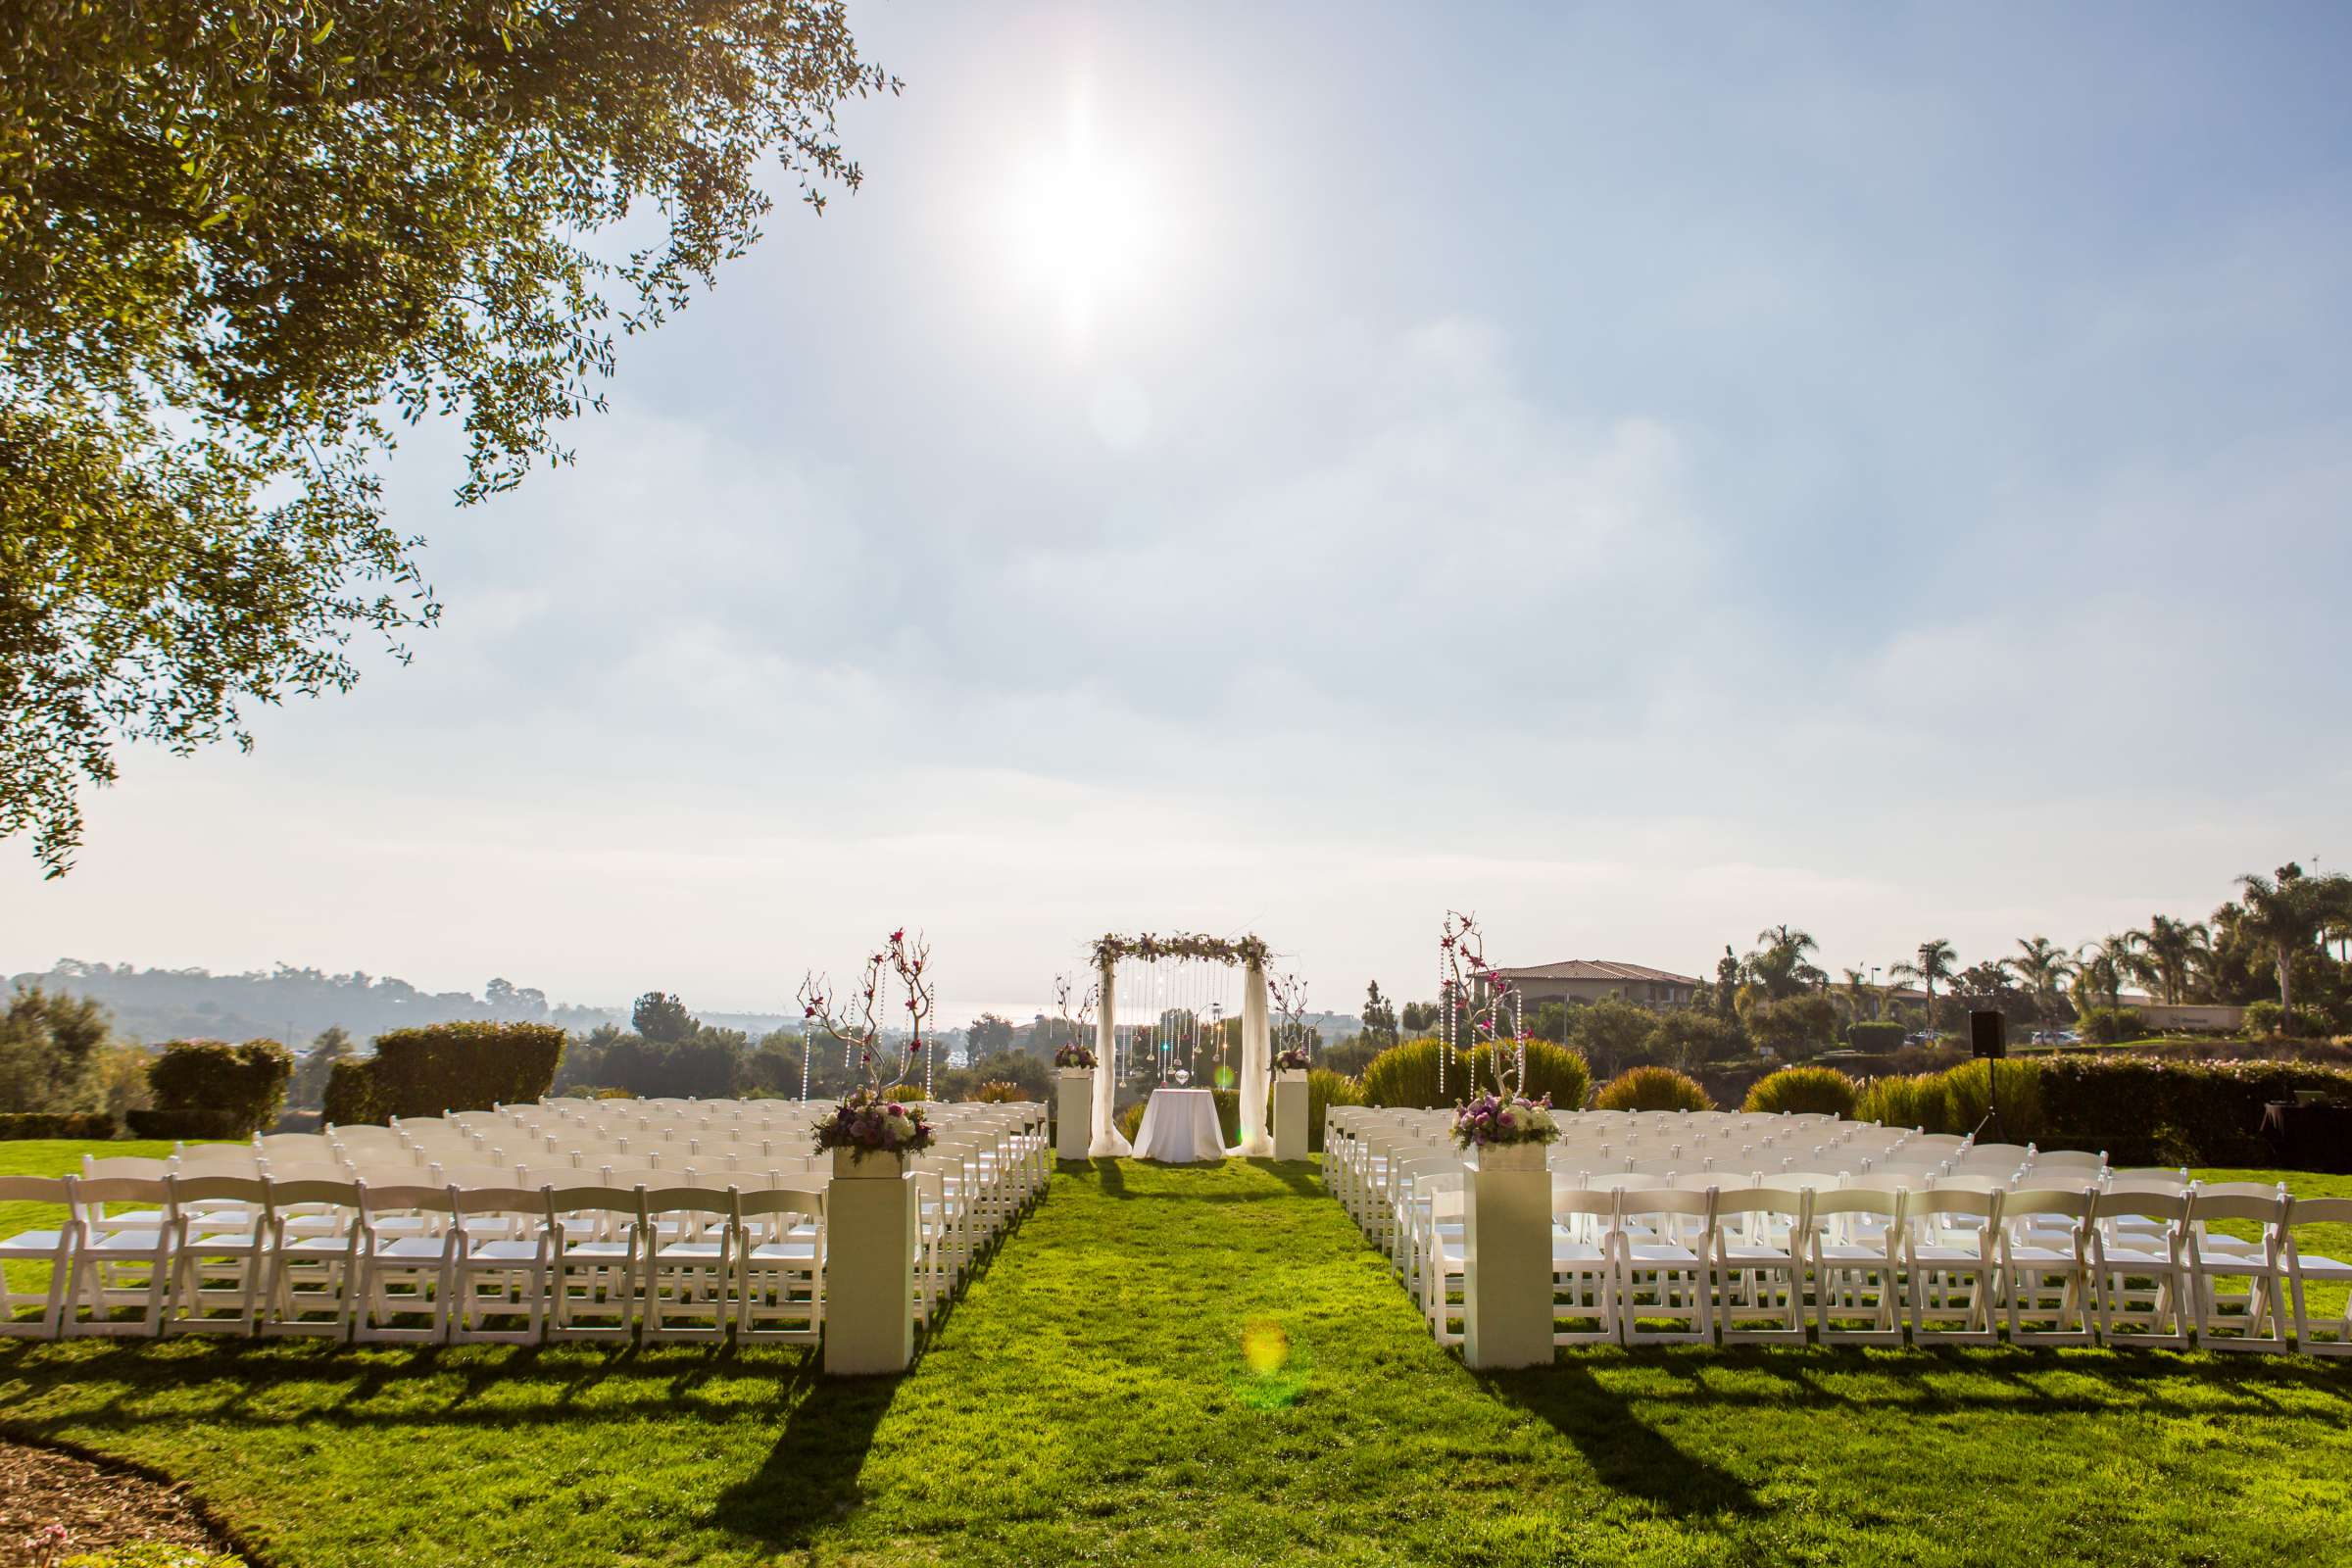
<box><xmin>1129</xmin><ymin>1088</ymin><xmax>1226</xmax><ymax>1163</ymax></box>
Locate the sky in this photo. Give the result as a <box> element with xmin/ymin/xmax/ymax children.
<box><xmin>7</xmin><ymin>1</ymin><xmax>2351</xmax><ymax>1024</ymax></box>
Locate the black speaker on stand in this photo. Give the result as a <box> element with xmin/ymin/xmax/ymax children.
<box><xmin>1970</xmin><ymin>1009</ymin><xmax>2008</xmax><ymax>1141</ymax></box>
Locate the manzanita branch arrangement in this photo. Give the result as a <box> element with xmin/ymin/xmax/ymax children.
<box><xmin>1270</xmin><ymin>970</ymin><xmax>1313</xmax><ymax>1070</ymax></box>
<box><xmin>799</xmin><ymin>928</ymin><xmax>938</xmax><ymax>1157</ymax></box>
<box><xmin>1053</xmin><ymin>971</ymin><xmax>1099</xmax><ymax>1069</ymax></box>
<box><xmin>1439</xmin><ymin>910</ymin><xmax>1559</xmax><ymax>1152</ymax></box>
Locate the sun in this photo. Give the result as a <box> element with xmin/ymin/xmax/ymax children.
<box><xmin>1000</xmin><ymin>100</ymin><xmax>1155</xmax><ymax>341</ymax></box>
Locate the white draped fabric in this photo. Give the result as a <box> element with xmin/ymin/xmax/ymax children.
<box><xmin>1130</xmin><ymin>1088</ymin><xmax>1225</xmax><ymax>1162</ymax></box>
<box><xmin>1231</xmin><ymin>959</ymin><xmax>1274</xmax><ymax>1156</ymax></box>
<box><xmin>1088</xmin><ymin>958</ymin><xmax>1132</xmax><ymax>1157</ymax></box>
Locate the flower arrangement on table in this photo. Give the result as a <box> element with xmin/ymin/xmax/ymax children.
<box><xmin>1273</xmin><ymin>1047</ymin><xmax>1312</xmax><ymax>1071</ymax></box>
<box><xmin>1054</xmin><ymin>1042</ymin><xmax>1097</xmax><ymax>1069</ymax></box>
<box><xmin>800</xmin><ymin>927</ymin><xmax>940</xmax><ymax>1160</ymax></box>
<box><xmin>1450</xmin><ymin>1090</ymin><xmax>1559</xmax><ymax>1152</ymax></box>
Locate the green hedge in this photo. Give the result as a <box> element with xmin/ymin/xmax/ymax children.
<box><xmin>1844</xmin><ymin>1019</ymin><xmax>1907</xmax><ymax>1053</ymax></box>
<box><xmin>145</xmin><ymin>1039</ymin><xmax>291</xmax><ymax>1138</ymax></box>
<box><xmin>2075</xmin><ymin>1006</ymin><xmax>2144</xmax><ymax>1046</ymax></box>
<box><xmin>324</xmin><ymin>1021</ymin><xmax>566</xmax><ymax>1124</ymax></box>
<box><xmin>1854</xmin><ymin>1054</ymin><xmax>2352</xmax><ymax>1165</ymax></box>
<box><xmin>0</xmin><ymin>1110</ymin><xmax>117</xmax><ymax>1140</ymax></box>
<box><xmin>1359</xmin><ymin>1037</ymin><xmax>1591</xmax><ymax>1109</ymax></box>
<box><xmin>125</xmin><ymin>1107</ymin><xmax>249</xmax><ymax>1140</ymax></box>
<box><xmin>1742</xmin><ymin>1065</ymin><xmax>1860</xmax><ymax>1117</ymax></box>
<box><xmin>1592</xmin><ymin>1065</ymin><xmax>1714</xmax><ymax>1112</ymax></box>
<box><xmin>1305</xmin><ymin>1067</ymin><xmax>1363</xmax><ymax>1153</ymax></box>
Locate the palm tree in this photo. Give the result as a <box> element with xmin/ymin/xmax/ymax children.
<box><xmin>2014</xmin><ymin>936</ymin><xmax>2069</xmax><ymax>1022</ymax></box>
<box><xmin>1889</xmin><ymin>938</ymin><xmax>1959</xmax><ymax>1022</ymax></box>
<box><xmin>2236</xmin><ymin>865</ymin><xmax>2326</xmax><ymax>1019</ymax></box>
<box><xmin>2134</xmin><ymin>913</ymin><xmax>2209</xmax><ymax>1006</ymax></box>
<box><xmin>2071</xmin><ymin>935</ymin><xmax>2132</xmax><ymax>1011</ymax></box>
<box><xmin>1840</xmin><ymin>965</ymin><xmax>1877</xmax><ymax>1021</ymax></box>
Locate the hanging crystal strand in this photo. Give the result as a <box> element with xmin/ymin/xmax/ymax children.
<box><xmin>1514</xmin><ymin>991</ymin><xmax>1526</xmax><ymax>1091</ymax></box>
<box><xmin>922</xmin><ymin>968</ymin><xmax>935</xmax><ymax>1100</ymax></box>
<box><xmin>1437</xmin><ymin>924</ymin><xmax>1447</xmax><ymax>1098</ymax></box>
<box><xmin>800</xmin><ymin>1001</ymin><xmax>812</xmax><ymax>1101</ymax></box>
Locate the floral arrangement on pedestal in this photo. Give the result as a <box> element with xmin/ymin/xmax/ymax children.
<box><xmin>1437</xmin><ymin>909</ymin><xmax>1558</xmax><ymax>1151</ymax></box>
<box><xmin>1450</xmin><ymin>1090</ymin><xmax>1559</xmax><ymax>1151</ymax></box>
<box><xmin>800</xmin><ymin>929</ymin><xmax>939</xmax><ymax>1160</ymax></box>
<box><xmin>1269</xmin><ymin>970</ymin><xmax>1314</xmax><ymax>1068</ymax></box>
<box><xmin>1274</xmin><ymin>1047</ymin><xmax>1312</xmax><ymax>1071</ymax></box>
<box><xmin>1052</xmin><ymin>972</ymin><xmax>1099</xmax><ymax>1070</ymax></box>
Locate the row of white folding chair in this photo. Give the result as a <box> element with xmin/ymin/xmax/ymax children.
<box><xmin>0</xmin><ymin>1174</ymin><xmax>827</xmax><ymax>1345</ymax></box>
<box><xmin>1401</xmin><ymin>1181</ymin><xmax>2352</xmax><ymax>1353</ymax></box>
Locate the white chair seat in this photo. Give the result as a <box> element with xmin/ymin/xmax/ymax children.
<box><xmin>2295</xmin><ymin>1250</ymin><xmax>2352</xmax><ymax>1280</ymax></box>
<box><xmin>0</xmin><ymin>1230</ymin><xmax>68</xmax><ymax>1255</ymax></box>
<box><xmin>466</xmin><ymin>1240</ymin><xmax>542</xmax><ymax>1263</ymax></box>
<box><xmin>376</xmin><ymin>1238</ymin><xmax>451</xmax><ymax>1261</ymax></box>
<box><xmin>86</xmin><ymin>1230</ymin><xmax>165</xmax><ymax>1252</ymax></box>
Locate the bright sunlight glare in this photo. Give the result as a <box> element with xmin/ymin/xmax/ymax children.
<box><xmin>999</xmin><ymin>85</ymin><xmax>1157</xmax><ymax>343</ymax></box>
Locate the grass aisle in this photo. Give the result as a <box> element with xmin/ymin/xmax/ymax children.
<box><xmin>2</xmin><ymin>1156</ymin><xmax>2350</xmax><ymax>1566</ymax></box>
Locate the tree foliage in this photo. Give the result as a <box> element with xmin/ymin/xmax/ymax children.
<box><xmin>0</xmin><ymin>983</ymin><xmax>111</xmax><ymax>1112</ymax></box>
<box><xmin>2</xmin><ymin>1</ymin><xmax>892</xmax><ymax>873</ymax></box>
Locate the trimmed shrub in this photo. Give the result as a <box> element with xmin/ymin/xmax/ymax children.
<box><xmin>2075</xmin><ymin>1006</ymin><xmax>2144</xmax><ymax>1046</ymax></box>
<box><xmin>1592</xmin><ymin>1065</ymin><xmax>1713</xmax><ymax>1113</ymax></box>
<box><xmin>970</xmin><ymin>1080</ymin><xmax>1025</xmax><ymax>1103</ymax></box>
<box><xmin>1307</xmin><ymin>1066</ymin><xmax>1365</xmax><ymax>1153</ymax></box>
<box><xmin>0</xmin><ymin>1110</ymin><xmax>117</xmax><ymax>1140</ymax></box>
<box><xmin>124</xmin><ymin>1107</ymin><xmax>249</xmax><ymax>1140</ymax></box>
<box><xmin>2242</xmin><ymin>1000</ymin><xmax>2333</xmax><ymax>1039</ymax></box>
<box><xmin>145</xmin><ymin>1040</ymin><xmax>290</xmax><ymax>1137</ymax></box>
<box><xmin>1742</xmin><ymin>1065</ymin><xmax>1860</xmax><ymax>1118</ymax></box>
<box><xmin>1853</xmin><ymin>1058</ymin><xmax>2037</xmax><ymax>1137</ymax></box>
<box><xmin>1845</xmin><ymin>1019</ymin><xmax>1906</xmax><ymax>1053</ymax></box>
<box><xmin>2036</xmin><ymin>1055</ymin><xmax>2352</xmax><ymax>1164</ymax></box>
<box><xmin>321</xmin><ymin>1059</ymin><xmax>386</xmax><ymax>1127</ymax></box>
<box><xmin>327</xmin><ymin>1021</ymin><xmax>567</xmax><ymax>1124</ymax></box>
<box><xmin>1359</xmin><ymin>1037</ymin><xmax>1591</xmax><ymax>1109</ymax></box>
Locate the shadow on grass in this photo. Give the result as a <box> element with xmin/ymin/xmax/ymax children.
<box><xmin>1245</xmin><ymin>1159</ymin><xmax>1327</xmax><ymax>1200</ymax></box>
<box><xmin>1478</xmin><ymin>1360</ymin><xmax>1761</xmax><ymax>1518</ymax></box>
<box><xmin>705</xmin><ymin>1358</ymin><xmax>897</xmax><ymax>1548</ymax></box>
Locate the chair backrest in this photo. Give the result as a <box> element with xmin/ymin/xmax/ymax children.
<box><xmin>264</xmin><ymin>1177</ymin><xmax>361</xmax><ymax>1211</ymax></box>
<box><xmin>82</xmin><ymin>1155</ymin><xmax>168</xmax><ymax>1179</ymax></box>
<box><xmin>1807</xmin><ymin>1187</ymin><xmax>1903</xmax><ymax>1224</ymax></box>
<box><xmin>166</xmin><ymin>1173</ymin><xmax>267</xmax><ymax>1209</ymax></box>
<box><xmin>2186</xmin><ymin>1188</ymin><xmax>2285</xmax><ymax>1230</ymax></box>
<box><xmin>734</xmin><ymin>1185</ymin><xmax>826</xmax><ymax>1223</ymax></box>
<box><xmin>640</xmin><ymin>1185</ymin><xmax>733</xmax><ymax>1222</ymax></box>
<box><xmin>356</xmin><ymin>1181</ymin><xmax>456</xmax><ymax>1217</ymax></box>
<box><xmin>1712</xmin><ymin>1186</ymin><xmax>1807</xmax><ymax>1220</ymax></box>
<box><xmin>1930</xmin><ymin>1172</ymin><xmax>2008</xmax><ymax>1195</ymax></box>
<box><xmin>2001</xmin><ymin>1187</ymin><xmax>2095</xmax><ymax>1231</ymax></box>
<box><xmin>2286</xmin><ymin>1195</ymin><xmax>2352</xmax><ymax>1230</ymax></box>
<box><xmin>451</xmin><ymin>1186</ymin><xmax>546</xmax><ymax>1219</ymax></box>
<box><xmin>1906</xmin><ymin>1187</ymin><xmax>2002</xmax><ymax>1222</ymax></box>
<box><xmin>0</xmin><ymin>1174</ymin><xmax>73</xmax><ymax>1205</ymax></box>
<box><xmin>2093</xmin><ymin>1190</ymin><xmax>2190</xmax><ymax>1225</ymax></box>
<box><xmin>540</xmin><ymin>1186</ymin><xmax>645</xmax><ymax>1223</ymax></box>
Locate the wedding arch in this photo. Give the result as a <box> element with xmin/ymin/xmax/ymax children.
<box><xmin>1084</xmin><ymin>932</ymin><xmax>1275</xmax><ymax>1158</ymax></box>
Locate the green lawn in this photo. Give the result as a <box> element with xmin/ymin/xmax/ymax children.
<box><xmin>2</xmin><ymin>1147</ymin><xmax>2350</xmax><ymax>1565</ymax></box>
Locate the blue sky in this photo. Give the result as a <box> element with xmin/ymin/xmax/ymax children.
<box><xmin>7</xmin><ymin>1</ymin><xmax>2349</xmax><ymax>1020</ymax></box>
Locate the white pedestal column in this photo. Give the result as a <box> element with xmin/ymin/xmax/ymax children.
<box><xmin>1272</xmin><ymin>1070</ymin><xmax>1309</xmax><ymax>1161</ymax></box>
<box><xmin>1462</xmin><ymin>1143</ymin><xmax>1554</xmax><ymax>1370</ymax></box>
<box><xmin>824</xmin><ymin>1149</ymin><xmax>916</xmax><ymax>1376</ymax></box>
<box><xmin>1055</xmin><ymin>1069</ymin><xmax>1094</xmax><ymax>1161</ymax></box>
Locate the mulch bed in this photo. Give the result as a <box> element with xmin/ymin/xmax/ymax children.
<box><xmin>0</xmin><ymin>1439</ymin><xmax>238</xmax><ymax>1565</ymax></box>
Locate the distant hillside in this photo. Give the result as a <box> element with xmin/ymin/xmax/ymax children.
<box><xmin>5</xmin><ymin>959</ymin><xmax>636</xmax><ymax>1047</ymax></box>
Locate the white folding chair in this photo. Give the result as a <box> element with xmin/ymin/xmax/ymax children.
<box><xmin>1804</xmin><ymin>1187</ymin><xmax>1904</xmax><ymax>1347</ymax></box>
<box><xmin>1996</xmin><ymin>1187</ymin><xmax>2094</xmax><ymax>1346</ymax></box>
<box><xmin>735</xmin><ymin>1185</ymin><xmax>825</xmax><ymax>1345</ymax></box>
<box><xmin>2088</xmin><ymin>1190</ymin><xmax>2189</xmax><ymax>1348</ymax></box>
<box><xmin>1550</xmin><ymin>1185</ymin><xmax>1616</xmax><ymax>1346</ymax></box>
<box><xmin>1610</xmin><ymin>1187</ymin><xmax>1715</xmax><ymax>1347</ymax></box>
<box><xmin>164</xmin><ymin>1173</ymin><xmax>270</xmax><ymax>1336</ymax></box>
<box><xmin>259</xmin><ymin>1177</ymin><xmax>361</xmax><ymax>1340</ymax></box>
<box><xmin>62</xmin><ymin>1176</ymin><xmax>172</xmax><ymax>1338</ymax></box>
<box><xmin>2279</xmin><ymin>1195</ymin><xmax>2351</xmax><ymax>1356</ymax></box>
<box><xmin>543</xmin><ymin>1186</ymin><xmax>644</xmax><ymax>1342</ymax></box>
<box><xmin>448</xmin><ymin>1187</ymin><xmax>552</xmax><ymax>1345</ymax></box>
<box><xmin>1708</xmin><ymin>1187</ymin><xmax>1809</xmax><ymax>1345</ymax></box>
<box><xmin>641</xmin><ymin>1186</ymin><xmax>735</xmax><ymax>1342</ymax></box>
<box><xmin>0</xmin><ymin>1176</ymin><xmax>77</xmax><ymax>1339</ymax></box>
<box><xmin>1901</xmin><ymin>1188</ymin><xmax>2001</xmax><ymax>1346</ymax></box>
<box><xmin>2184</xmin><ymin>1186</ymin><xmax>2287</xmax><ymax>1352</ymax></box>
<box><xmin>353</xmin><ymin>1182</ymin><xmax>459</xmax><ymax>1344</ymax></box>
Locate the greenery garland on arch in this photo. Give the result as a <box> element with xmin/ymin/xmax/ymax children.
<box><xmin>1090</xmin><ymin>931</ymin><xmax>1272</xmax><ymax>970</ymax></box>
